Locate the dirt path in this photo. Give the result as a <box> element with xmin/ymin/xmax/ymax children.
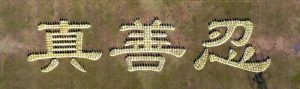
<box><xmin>251</xmin><ymin>35</ymin><xmax>298</xmax><ymax>56</ymax></box>
<box><xmin>0</xmin><ymin>36</ymin><xmax>27</xmax><ymax>54</ymax></box>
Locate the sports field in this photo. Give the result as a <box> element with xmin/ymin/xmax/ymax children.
<box><xmin>0</xmin><ymin>0</ymin><xmax>300</xmax><ymax>89</ymax></box>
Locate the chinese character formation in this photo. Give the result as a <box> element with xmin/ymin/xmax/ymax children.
<box><xmin>110</xmin><ymin>18</ymin><xmax>186</xmax><ymax>72</ymax></box>
<box><xmin>27</xmin><ymin>19</ymin><xmax>102</xmax><ymax>73</ymax></box>
<box><xmin>194</xmin><ymin>18</ymin><xmax>271</xmax><ymax>72</ymax></box>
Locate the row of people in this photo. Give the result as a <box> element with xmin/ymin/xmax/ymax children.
<box><xmin>38</xmin><ymin>24</ymin><xmax>91</xmax><ymax>30</ymax></box>
<box><xmin>111</xmin><ymin>45</ymin><xmax>186</xmax><ymax>50</ymax></box>
<box><xmin>51</xmin><ymin>35</ymin><xmax>77</xmax><ymax>38</ymax></box>
<box><xmin>127</xmin><ymin>56</ymin><xmax>165</xmax><ymax>72</ymax></box>
<box><xmin>128</xmin><ymin>66</ymin><xmax>163</xmax><ymax>72</ymax></box>
<box><xmin>110</xmin><ymin>47</ymin><xmax>186</xmax><ymax>57</ymax></box>
<box><xmin>41</xmin><ymin>59</ymin><xmax>59</xmax><ymax>72</ymax></box>
<box><xmin>230</xmin><ymin>25</ymin><xmax>253</xmax><ymax>46</ymax></box>
<box><xmin>125</xmin><ymin>40</ymin><xmax>171</xmax><ymax>46</ymax></box>
<box><xmin>128</xmin><ymin>32</ymin><xmax>167</xmax><ymax>37</ymax></box>
<box><xmin>70</xmin><ymin>59</ymin><xmax>86</xmax><ymax>72</ymax></box>
<box><xmin>121</xmin><ymin>23</ymin><xmax>174</xmax><ymax>27</ymax></box>
<box><xmin>38</xmin><ymin>21</ymin><xmax>90</xmax><ymax>25</ymax></box>
<box><xmin>209</xmin><ymin>53</ymin><xmax>270</xmax><ymax>72</ymax></box>
<box><xmin>208</xmin><ymin>20</ymin><xmax>252</xmax><ymax>30</ymax></box>
<box><xmin>125</xmin><ymin>53</ymin><xmax>162</xmax><ymax>57</ymax></box>
<box><xmin>27</xmin><ymin>51</ymin><xmax>102</xmax><ymax>62</ymax></box>
<box><xmin>203</xmin><ymin>26</ymin><xmax>235</xmax><ymax>47</ymax></box>
<box><xmin>120</xmin><ymin>25</ymin><xmax>175</xmax><ymax>31</ymax></box>
<box><xmin>208</xmin><ymin>30</ymin><xmax>221</xmax><ymax>39</ymax></box>
<box><xmin>194</xmin><ymin>49</ymin><xmax>209</xmax><ymax>70</ymax></box>
<box><xmin>208</xmin><ymin>18</ymin><xmax>251</xmax><ymax>25</ymax></box>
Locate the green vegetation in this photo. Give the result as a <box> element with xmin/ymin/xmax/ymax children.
<box><xmin>0</xmin><ymin>0</ymin><xmax>299</xmax><ymax>89</ymax></box>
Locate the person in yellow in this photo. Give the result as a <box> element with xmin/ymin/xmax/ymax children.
<box><xmin>27</xmin><ymin>19</ymin><xmax>102</xmax><ymax>73</ymax></box>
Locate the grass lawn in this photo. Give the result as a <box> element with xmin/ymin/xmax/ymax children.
<box><xmin>0</xmin><ymin>0</ymin><xmax>299</xmax><ymax>89</ymax></box>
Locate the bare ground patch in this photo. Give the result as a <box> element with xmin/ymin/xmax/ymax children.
<box><xmin>251</xmin><ymin>35</ymin><xmax>298</xmax><ymax>56</ymax></box>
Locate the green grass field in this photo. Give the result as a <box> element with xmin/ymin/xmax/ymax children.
<box><xmin>0</xmin><ymin>0</ymin><xmax>300</xmax><ymax>89</ymax></box>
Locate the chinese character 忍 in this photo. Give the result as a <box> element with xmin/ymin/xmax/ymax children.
<box><xmin>194</xmin><ymin>18</ymin><xmax>271</xmax><ymax>72</ymax></box>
